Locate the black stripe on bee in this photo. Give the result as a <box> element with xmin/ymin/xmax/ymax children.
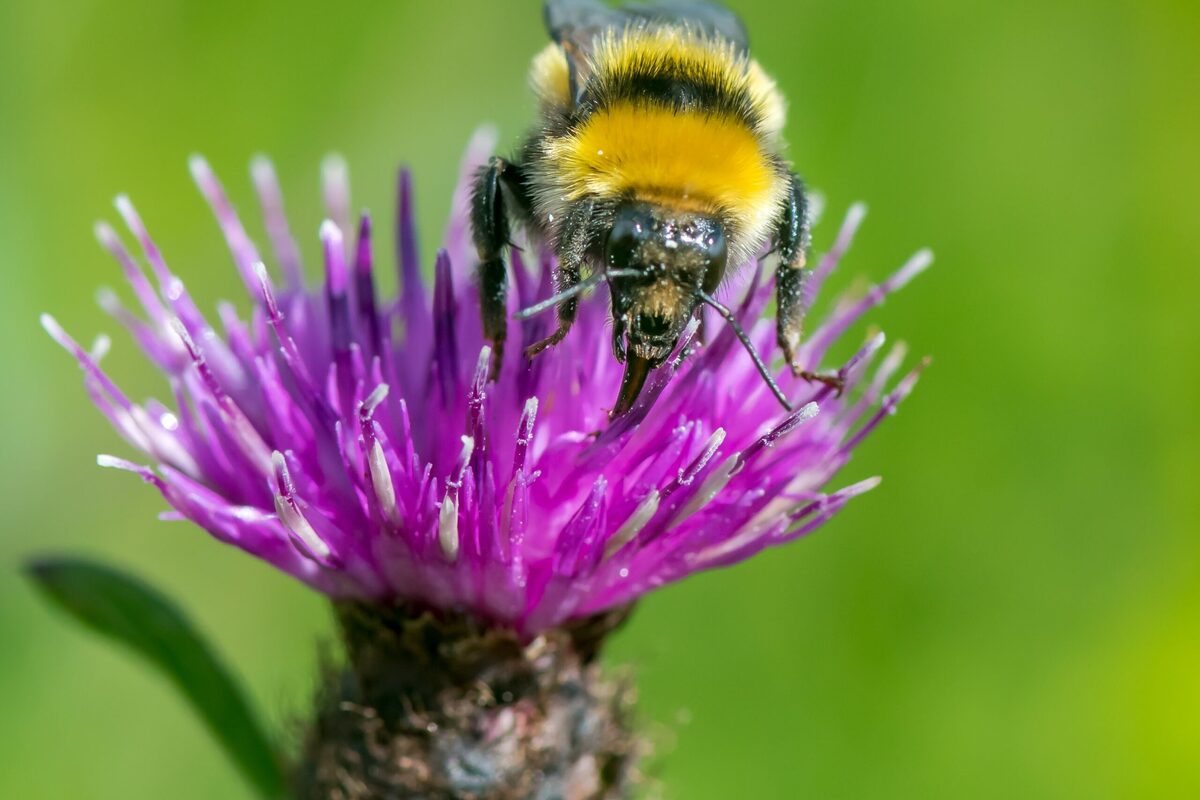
<box><xmin>593</xmin><ymin>72</ymin><xmax>753</xmax><ymax>122</ymax></box>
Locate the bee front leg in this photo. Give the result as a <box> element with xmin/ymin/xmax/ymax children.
<box><xmin>525</xmin><ymin>198</ymin><xmax>595</xmax><ymax>358</ymax></box>
<box><xmin>776</xmin><ymin>173</ymin><xmax>844</xmax><ymax>394</ymax></box>
<box><xmin>471</xmin><ymin>156</ymin><xmax>530</xmax><ymax>379</ymax></box>
<box><xmin>524</xmin><ymin>260</ymin><xmax>580</xmax><ymax>357</ymax></box>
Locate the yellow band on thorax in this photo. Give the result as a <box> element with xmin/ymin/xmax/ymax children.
<box><xmin>549</xmin><ymin>101</ymin><xmax>779</xmax><ymax>219</ymax></box>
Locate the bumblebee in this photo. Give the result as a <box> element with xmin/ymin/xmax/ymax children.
<box><xmin>472</xmin><ymin>0</ymin><xmax>840</xmax><ymax>415</ymax></box>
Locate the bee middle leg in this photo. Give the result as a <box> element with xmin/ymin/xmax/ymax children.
<box><xmin>471</xmin><ymin>155</ymin><xmax>530</xmax><ymax>379</ymax></box>
<box><xmin>775</xmin><ymin>173</ymin><xmax>845</xmax><ymax>394</ymax></box>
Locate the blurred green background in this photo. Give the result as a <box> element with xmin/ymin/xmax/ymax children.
<box><xmin>2</xmin><ymin>0</ymin><xmax>1197</xmax><ymax>797</ymax></box>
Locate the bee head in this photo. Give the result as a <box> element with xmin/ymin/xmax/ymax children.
<box><xmin>605</xmin><ymin>202</ymin><xmax>727</xmax><ymax>361</ymax></box>
<box><xmin>604</xmin><ymin>201</ymin><xmax>727</xmax><ymax>416</ymax></box>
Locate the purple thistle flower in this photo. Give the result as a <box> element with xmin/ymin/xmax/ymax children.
<box><xmin>44</xmin><ymin>130</ymin><xmax>928</xmax><ymax>637</ymax></box>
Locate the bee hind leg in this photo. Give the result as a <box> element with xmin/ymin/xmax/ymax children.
<box><xmin>775</xmin><ymin>173</ymin><xmax>845</xmax><ymax>396</ymax></box>
<box><xmin>471</xmin><ymin>155</ymin><xmax>530</xmax><ymax>379</ymax></box>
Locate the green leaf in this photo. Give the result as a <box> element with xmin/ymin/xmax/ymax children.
<box><xmin>25</xmin><ymin>557</ymin><xmax>287</xmax><ymax>799</ymax></box>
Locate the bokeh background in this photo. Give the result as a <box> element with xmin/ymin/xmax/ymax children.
<box><xmin>2</xmin><ymin>0</ymin><xmax>1197</xmax><ymax>797</ymax></box>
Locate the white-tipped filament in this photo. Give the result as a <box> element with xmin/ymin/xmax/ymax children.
<box><xmin>271</xmin><ymin>451</ymin><xmax>332</xmax><ymax>562</ymax></box>
<box><xmin>604</xmin><ymin>490</ymin><xmax>661</xmax><ymax>561</ymax></box>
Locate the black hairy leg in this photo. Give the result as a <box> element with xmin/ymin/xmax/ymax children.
<box><xmin>471</xmin><ymin>156</ymin><xmax>530</xmax><ymax>379</ymax></box>
<box><xmin>775</xmin><ymin>172</ymin><xmax>844</xmax><ymax>395</ymax></box>
<box><xmin>525</xmin><ymin>197</ymin><xmax>596</xmax><ymax>358</ymax></box>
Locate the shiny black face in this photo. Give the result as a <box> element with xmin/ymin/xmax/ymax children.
<box><xmin>604</xmin><ymin>201</ymin><xmax>727</xmax><ymax>415</ymax></box>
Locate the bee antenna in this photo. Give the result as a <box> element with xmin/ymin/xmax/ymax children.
<box><xmin>513</xmin><ymin>269</ymin><xmax>642</xmax><ymax>320</ymax></box>
<box><xmin>513</xmin><ymin>272</ymin><xmax>605</xmax><ymax>320</ymax></box>
<box><xmin>696</xmin><ymin>291</ymin><xmax>794</xmax><ymax>412</ymax></box>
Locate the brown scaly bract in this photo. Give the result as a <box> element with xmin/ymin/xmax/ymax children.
<box><xmin>294</xmin><ymin>603</ymin><xmax>641</xmax><ymax>799</ymax></box>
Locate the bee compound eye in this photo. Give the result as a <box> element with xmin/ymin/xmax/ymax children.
<box><xmin>701</xmin><ymin>222</ymin><xmax>726</xmax><ymax>259</ymax></box>
<box><xmin>606</xmin><ymin>205</ymin><xmax>651</xmax><ymax>269</ymax></box>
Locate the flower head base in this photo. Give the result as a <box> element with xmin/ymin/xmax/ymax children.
<box><xmin>45</xmin><ymin>131</ymin><xmax>927</xmax><ymax>636</ymax></box>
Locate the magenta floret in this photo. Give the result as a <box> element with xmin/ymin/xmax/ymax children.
<box><xmin>45</xmin><ymin>131</ymin><xmax>927</xmax><ymax>635</ymax></box>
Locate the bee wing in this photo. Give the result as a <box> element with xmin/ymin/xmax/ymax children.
<box><xmin>622</xmin><ymin>1</ymin><xmax>748</xmax><ymax>51</ymax></box>
<box><xmin>543</xmin><ymin>0</ymin><xmax>748</xmax><ymax>102</ymax></box>
<box><xmin>543</xmin><ymin>0</ymin><xmax>627</xmax><ymax>51</ymax></box>
<box><xmin>543</xmin><ymin>0</ymin><xmax>625</xmax><ymax>101</ymax></box>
